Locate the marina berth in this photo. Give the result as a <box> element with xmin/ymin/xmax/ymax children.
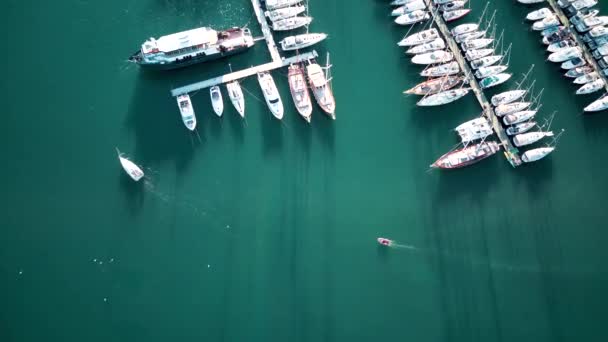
<box><xmin>306</xmin><ymin>58</ymin><xmax>336</xmax><ymax>118</ymax></box>
<box><xmin>543</xmin><ymin>28</ymin><xmax>571</xmax><ymax>45</ymax></box>
<box><xmin>503</xmin><ymin>110</ymin><xmax>537</xmax><ymax>125</ymax></box>
<box><xmin>573</xmin><ymin>71</ymin><xmax>599</xmax><ymax>84</ymax></box>
<box><xmin>416</xmin><ymin>88</ymin><xmax>470</xmax><ymax>106</ymax></box>
<box><xmin>420</xmin><ymin>61</ymin><xmax>461</xmax><ymax>77</ymax></box>
<box><xmin>405</xmin><ymin>38</ymin><xmax>445</xmax><ymax>54</ymax></box>
<box><xmin>257</xmin><ymin>72</ymin><xmax>284</xmax><ymax>120</ymax></box>
<box><xmin>288</xmin><ymin>63</ymin><xmax>313</xmax><ymax>123</ymax></box>
<box><xmin>526</xmin><ymin>8</ymin><xmax>553</xmax><ymax>21</ymax></box>
<box><xmin>177</xmin><ymin>94</ymin><xmax>197</xmax><ymax>131</ymax></box>
<box><xmin>475</xmin><ymin>65</ymin><xmax>508</xmax><ymax>79</ymax></box>
<box><xmin>430</xmin><ymin>141</ymin><xmax>500</xmax><ymax>169</ymax></box>
<box><xmin>533</xmin><ymin>15</ymin><xmax>560</xmax><ymax>31</ymax></box>
<box><xmin>480</xmin><ymin>73</ymin><xmax>512</xmax><ymax>89</ymax></box>
<box><xmin>395</xmin><ymin>10</ymin><xmax>429</xmax><ymax>25</ymax></box>
<box><xmin>265</xmin><ymin>0</ymin><xmax>304</xmax><ymax>10</ymax></box>
<box><xmin>576</xmin><ymin>78</ymin><xmax>605</xmax><ymax>94</ymax></box>
<box><xmin>465</xmin><ymin>48</ymin><xmax>493</xmax><ymax>61</ymax></box>
<box><xmin>491</xmin><ymin>90</ymin><xmax>527</xmax><ymax>106</ymax></box>
<box><xmin>280</xmin><ymin>33</ymin><xmax>327</xmax><ymax>51</ymax></box>
<box><xmin>404</xmin><ymin>76</ymin><xmax>463</xmax><ymax>95</ymax></box>
<box><xmin>455</xmin><ymin>30</ymin><xmax>486</xmax><ymax>44</ymax></box>
<box><xmin>494</xmin><ymin>102</ymin><xmax>532</xmax><ymax>117</ymax></box>
<box><xmin>116</xmin><ymin>148</ymin><xmax>145</xmax><ymax>182</ymax></box>
<box><xmin>411</xmin><ymin>50</ymin><xmax>453</xmax><ymax>65</ymax></box>
<box><xmin>398</xmin><ymin>28</ymin><xmax>439</xmax><ymax>46</ymax></box>
<box><xmin>265</xmin><ymin>5</ymin><xmax>306</xmax><ymax>22</ymax></box>
<box><xmin>272</xmin><ymin>16</ymin><xmax>313</xmax><ymax>31</ymax></box>
<box><xmin>129</xmin><ymin>27</ymin><xmax>255</xmax><ymax>70</ymax></box>
<box><xmin>226</xmin><ymin>81</ymin><xmax>245</xmax><ymax>117</ymax></box>
<box><xmin>443</xmin><ymin>9</ymin><xmax>471</xmax><ymax>22</ymax></box>
<box><xmin>451</xmin><ymin>23</ymin><xmax>478</xmax><ymax>37</ymax></box>
<box><xmin>391</xmin><ymin>0</ymin><xmax>426</xmax><ymax>16</ymax></box>
<box><xmin>506</xmin><ymin>122</ymin><xmax>536</xmax><ymax>136</ymax></box>
<box><xmin>210</xmin><ymin>86</ymin><xmax>224</xmax><ymax>117</ymax></box>
<box><xmin>521</xmin><ymin>147</ymin><xmax>555</xmax><ymax>163</ymax></box>
<box><xmin>513</xmin><ymin>131</ymin><xmax>554</xmax><ymax>147</ymax></box>
<box><xmin>584</xmin><ymin>94</ymin><xmax>608</xmax><ymax>111</ymax></box>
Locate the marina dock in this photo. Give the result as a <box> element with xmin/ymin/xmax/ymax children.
<box><xmin>546</xmin><ymin>0</ymin><xmax>608</xmax><ymax>92</ymax></box>
<box><xmin>424</xmin><ymin>1</ymin><xmax>522</xmax><ymax>167</ymax></box>
<box><xmin>251</xmin><ymin>0</ymin><xmax>281</xmax><ymax>63</ymax></box>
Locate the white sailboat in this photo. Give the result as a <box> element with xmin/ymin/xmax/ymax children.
<box><xmin>420</xmin><ymin>62</ymin><xmax>460</xmax><ymax>77</ymax></box>
<box><xmin>470</xmin><ymin>55</ymin><xmax>503</xmax><ymax>69</ymax></box>
<box><xmin>513</xmin><ymin>131</ymin><xmax>554</xmax><ymax>147</ymax></box>
<box><xmin>391</xmin><ymin>0</ymin><xmax>426</xmax><ymax>16</ymax></box>
<box><xmin>266</xmin><ymin>0</ymin><xmax>304</xmax><ymax>11</ymax></box>
<box><xmin>584</xmin><ymin>94</ymin><xmax>608</xmax><ymax>112</ymax></box>
<box><xmin>411</xmin><ymin>50</ymin><xmax>453</xmax><ymax>65</ymax></box>
<box><xmin>265</xmin><ymin>5</ymin><xmax>306</xmax><ymax>22</ymax></box>
<box><xmin>116</xmin><ymin>148</ymin><xmax>144</xmax><ymax>182</ymax></box>
<box><xmin>494</xmin><ymin>102</ymin><xmax>531</xmax><ymax>116</ymax></box>
<box><xmin>451</xmin><ymin>23</ymin><xmax>479</xmax><ymax>37</ymax></box>
<box><xmin>398</xmin><ymin>28</ymin><xmax>439</xmax><ymax>46</ymax></box>
<box><xmin>405</xmin><ymin>38</ymin><xmax>445</xmax><ymax>55</ymax></box>
<box><xmin>475</xmin><ymin>65</ymin><xmax>508</xmax><ymax>79</ymax></box>
<box><xmin>506</xmin><ymin>122</ymin><xmax>536</xmax><ymax>136</ymax></box>
<box><xmin>273</xmin><ymin>16</ymin><xmax>312</xmax><ymax>31</ymax></box>
<box><xmin>257</xmin><ymin>72</ymin><xmax>284</xmax><ymax>120</ymax></box>
<box><xmin>226</xmin><ymin>81</ymin><xmax>245</xmax><ymax>117</ymax></box>
<box><xmin>288</xmin><ymin>63</ymin><xmax>313</xmax><ymax>123</ymax></box>
<box><xmin>280</xmin><ymin>33</ymin><xmax>327</xmax><ymax>51</ymax></box>
<box><xmin>461</xmin><ymin>38</ymin><xmax>493</xmax><ymax>51</ymax></box>
<box><xmin>576</xmin><ymin>79</ymin><xmax>605</xmax><ymax>95</ymax></box>
<box><xmin>395</xmin><ymin>10</ymin><xmax>429</xmax><ymax>25</ymax></box>
<box><xmin>455</xmin><ymin>117</ymin><xmax>489</xmax><ymax>132</ymax></box>
<box><xmin>454</xmin><ymin>30</ymin><xmax>486</xmax><ymax>44</ymax></box>
<box><xmin>503</xmin><ymin>110</ymin><xmax>537</xmax><ymax>125</ymax></box>
<box><xmin>417</xmin><ymin>88</ymin><xmax>470</xmax><ymax>106</ymax></box>
<box><xmin>176</xmin><ymin>94</ymin><xmax>196</xmax><ymax>131</ymax></box>
<box><xmin>491</xmin><ymin>89</ymin><xmax>527</xmax><ymax>106</ymax></box>
<box><xmin>210</xmin><ymin>85</ymin><xmax>224</xmax><ymax>117</ymax></box>
<box><xmin>307</xmin><ymin>54</ymin><xmax>336</xmax><ymax>119</ymax></box>
<box><xmin>465</xmin><ymin>48</ymin><xmax>494</xmax><ymax>61</ymax></box>
<box><xmin>522</xmin><ymin>147</ymin><xmax>555</xmax><ymax>163</ymax></box>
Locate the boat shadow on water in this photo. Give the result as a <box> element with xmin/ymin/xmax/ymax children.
<box><xmin>119</xmin><ymin>173</ymin><xmax>145</xmax><ymax>215</ymax></box>
<box><xmin>126</xmin><ymin>70</ymin><xmax>197</xmax><ymax>174</ymax></box>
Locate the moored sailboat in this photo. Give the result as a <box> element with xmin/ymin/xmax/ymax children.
<box><xmin>411</xmin><ymin>50</ymin><xmax>453</xmax><ymax>65</ymax></box>
<box><xmin>430</xmin><ymin>141</ymin><xmax>500</xmax><ymax>169</ymax></box>
<box><xmin>288</xmin><ymin>63</ymin><xmax>313</xmax><ymax>123</ymax></box>
<box><xmin>491</xmin><ymin>89</ymin><xmax>527</xmax><ymax>106</ymax></box>
<box><xmin>494</xmin><ymin>102</ymin><xmax>531</xmax><ymax>116</ymax></box>
<box><xmin>226</xmin><ymin>81</ymin><xmax>245</xmax><ymax>117</ymax></box>
<box><xmin>273</xmin><ymin>16</ymin><xmax>313</xmax><ymax>31</ymax></box>
<box><xmin>404</xmin><ymin>76</ymin><xmax>463</xmax><ymax>95</ymax></box>
<box><xmin>405</xmin><ymin>38</ymin><xmax>445</xmax><ymax>55</ymax></box>
<box><xmin>280</xmin><ymin>33</ymin><xmax>327</xmax><ymax>51</ymax></box>
<box><xmin>398</xmin><ymin>28</ymin><xmax>439</xmax><ymax>46</ymax></box>
<box><xmin>475</xmin><ymin>65</ymin><xmax>508</xmax><ymax>79</ymax></box>
<box><xmin>265</xmin><ymin>5</ymin><xmax>306</xmax><ymax>22</ymax></box>
<box><xmin>420</xmin><ymin>62</ymin><xmax>460</xmax><ymax>77</ymax></box>
<box><xmin>480</xmin><ymin>73</ymin><xmax>512</xmax><ymax>89</ymax></box>
<box><xmin>306</xmin><ymin>55</ymin><xmax>336</xmax><ymax>119</ymax></box>
<box><xmin>417</xmin><ymin>88</ymin><xmax>470</xmax><ymax>106</ymax></box>
<box><xmin>521</xmin><ymin>147</ymin><xmax>555</xmax><ymax>163</ymax></box>
<box><xmin>513</xmin><ymin>131</ymin><xmax>554</xmax><ymax>147</ymax></box>
<box><xmin>506</xmin><ymin>122</ymin><xmax>536</xmax><ymax>136</ymax></box>
<box><xmin>503</xmin><ymin>110</ymin><xmax>537</xmax><ymax>125</ymax></box>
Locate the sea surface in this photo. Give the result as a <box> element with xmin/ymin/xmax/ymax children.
<box><xmin>1</xmin><ymin>0</ymin><xmax>608</xmax><ymax>341</ymax></box>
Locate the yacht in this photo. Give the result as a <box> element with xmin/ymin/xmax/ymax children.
<box><xmin>491</xmin><ymin>90</ymin><xmax>527</xmax><ymax>106</ymax></box>
<box><xmin>226</xmin><ymin>81</ymin><xmax>245</xmax><ymax>117</ymax></box>
<box><xmin>562</xmin><ymin>57</ymin><xmax>586</xmax><ymax>69</ymax></box>
<box><xmin>455</xmin><ymin>117</ymin><xmax>489</xmax><ymax>132</ymax></box>
<box><xmin>513</xmin><ymin>131</ymin><xmax>554</xmax><ymax>147</ymax></box>
<box><xmin>462</xmin><ymin>38</ymin><xmax>493</xmax><ymax>51</ymax></box>
<box><xmin>480</xmin><ymin>73</ymin><xmax>511</xmax><ymax>89</ymax></box>
<box><xmin>404</xmin><ymin>76</ymin><xmax>463</xmax><ymax>95</ymax></box>
<box><xmin>431</xmin><ymin>141</ymin><xmax>500</xmax><ymax>169</ymax></box>
<box><xmin>576</xmin><ymin>79</ymin><xmax>605</xmax><ymax>94</ymax></box>
<box><xmin>391</xmin><ymin>0</ymin><xmax>426</xmax><ymax>16</ymax></box>
<box><xmin>398</xmin><ymin>28</ymin><xmax>439</xmax><ymax>46</ymax></box>
<box><xmin>526</xmin><ymin>8</ymin><xmax>553</xmax><ymax>21</ymax></box>
<box><xmin>439</xmin><ymin>0</ymin><xmax>468</xmax><ymax>12</ymax></box>
<box><xmin>128</xmin><ymin>27</ymin><xmax>254</xmax><ymax>70</ymax></box>
<box><xmin>565</xmin><ymin>66</ymin><xmax>593</xmax><ymax>77</ymax></box>
<box><xmin>265</xmin><ymin>0</ymin><xmax>304</xmax><ymax>10</ymax></box>
<box><xmin>465</xmin><ymin>48</ymin><xmax>493</xmax><ymax>61</ymax></box>
<box><xmin>280</xmin><ymin>33</ymin><xmax>327</xmax><ymax>51</ymax></box>
<box><xmin>522</xmin><ymin>147</ymin><xmax>555</xmax><ymax>163</ymax></box>
<box><xmin>288</xmin><ymin>63</ymin><xmax>313</xmax><ymax>123</ymax></box>
<box><xmin>116</xmin><ymin>148</ymin><xmax>145</xmax><ymax>182</ymax></box>
<box><xmin>417</xmin><ymin>88</ymin><xmax>470</xmax><ymax>106</ymax></box>
<box><xmin>306</xmin><ymin>58</ymin><xmax>336</xmax><ymax>119</ymax></box>
<box><xmin>273</xmin><ymin>16</ymin><xmax>313</xmax><ymax>31</ymax></box>
<box><xmin>543</xmin><ymin>28</ymin><xmax>571</xmax><ymax>45</ymax></box>
<box><xmin>406</xmin><ymin>38</ymin><xmax>445</xmax><ymax>54</ymax></box>
<box><xmin>506</xmin><ymin>122</ymin><xmax>536</xmax><ymax>136</ymax></box>
<box><xmin>395</xmin><ymin>10</ymin><xmax>429</xmax><ymax>25</ymax></box>
<box><xmin>547</xmin><ymin>39</ymin><xmax>577</xmax><ymax>53</ymax></box>
<box><xmin>572</xmin><ymin>0</ymin><xmax>598</xmax><ymax>11</ymax></box>
<box><xmin>257</xmin><ymin>72</ymin><xmax>284</xmax><ymax>119</ymax></box>
<box><xmin>532</xmin><ymin>15</ymin><xmax>560</xmax><ymax>31</ymax></box>
<box><xmin>580</xmin><ymin>16</ymin><xmax>608</xmax><ymax>31</ymax></box>
<box><xmin>176</xmin><ymin>94</ymin><xmax>197</xmax><ymax>130</ymax></box>
<box><xmin>573</xmin><ymin>71</ymin><xmax>598</xmax><ymax>84</ymax></box>
<box><xmin>443</xmin><ymin>9</ymin><xmax>471</xmax><ymax>22</ymax></box>
<box><xmin>420</xmin><ymin>62</ymin><xmax>460</xmax><ymax>77</ymax></box>
<box><xmin>210</xmin><ymin>86</ymin><xmax>224</xmax><ymax>117</ymax></box>
<box><xmin>588</xmin><ymin>25</ymin><xmax>608</xmax><ymax>38</ymax></box>
<box><xmin>456</xmin><ymin>119</ymin><xmax>493</xmax><ymax>143</ymax></box>
<box><xmin>503</xmin><ymin>110</ymin><xmax>537</xmax><ymax>125</ymax></box>
<box><xmin>475</xmin><ymin>65</ymin><xmax>508</xmax><ymax>79</ymax></box>
<box><xmin>265</xmin><ymin>6</ymin><xmax>306</xmax><ymax>22</ymax></box>
<box><xmin>495</xmin><ymin>102</ymin><xmax>531</xmax><ymax>116</ymax></box>
<box><xmin>411</xmin><ymin>50</ymin><xmax>453</xmax><ymax>65</ymax></box>
<box><xmin>455</xmin><ymin>30</ymin><xmax>486</xmax><ymax>43</ymax></box>
<box><xmin>584</xmin><ymin>94</ymin><xmax>608</xmax><ymax>112</ymax></box>
<box><xmin>548</xmin><ymin>47</ymin><xmax>582</xmax><ymax>62</ymax></box>
<box><xmin>451</xmin><ymin>23</ymin><xmax>479</xmax><ymax>36</ymax></box>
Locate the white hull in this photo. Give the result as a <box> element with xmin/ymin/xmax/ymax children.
<box><xmin>117</xmin><ymin>149</ymin><xmax>144</xmax><ymax>182</ymax></box>
<box><xmin>280</xmin><ymin>33</ymin><xmax>327</xmax><ymax>51</ymax></box>
<box><xmin>506</xmin><ymin>122</ymin><xmax>536</xmax><ymax>136</ymax></box>
<box><xmin>522</xmin><ymin>147</ymin><xmax>554</xmax><ymax>163</ymax></box>
<box><xmin>526</xmin><ymin>8</ymin><xmax>553</xmax><ymax>21</ymax></box>
<box><xmin>210</xmin><ymin>86</ymin><xmax>224</xmax><ymax>116</ymax></box>
<box><xmin>503</xmin><ymin>110</ymin><xmax>537</xmax><ymax>125</ymax></box>
<box><xmin>495</xmin><ymin>102</ymin><xmax>531</xmax><ymax>116</ymax></box>
<box><xmin>395</xmin><ymin>10</ymin><xmax>429</xmax><ymax>25</ymax></box>
<box><xmin>491</xmin><ymin>90</ymin><xmax>526</xmax><ymax>106</ymax></box>
<box><xmin>257</xmin><ymin>72</ymin><xmax>284</xmax><ymax>119</ymax></box>
<box><xmin>548</xmin><ymin>47</ymin><xmax>582</xmax><ymax>62</ymax></box>
<box><xmin>513</xmin><ymin>131</ymin><xmax>554</xmax><ymax>147</ymax></box>
<box><xmin>406</xmin><ymin>38</ymin><xmax>445</xmax><ymax>54</ymax></box>
<box><xmin>391</xmin><ymin>0</ymin><xmax>426</xmax><ymax>16</ymax></box>
<box><xmin>576</xmin><ymin>79</ymin><xmax>605</xmax><ymax>94</ymax></box>
<box><xmin>471</xmin><ymin>55</ymin><xmax>502</xmax><ymax>69</ymax></box>
<box><xmin>466</xmin><ymin>48</ymin><xmax>493</xmax><ymax>61</ymax></box>
<box><xmin>533</xmin><ymin>16</ymin><xmax>559</xmax><ymax>31</ymax></box>
<box><xmin>584</xmin><ymin>95</ymin><xmax>608</xmax><ymax>111</ymax></box>
<box><xmin>411</xmin><ymin>50</ymin><xmax>453</xmax><ymax>65</ymax></box>
<box><xmin>398</xmin><ymin>28</ymin><xmax>439</xmax><ymax>46</ymax></box>
<box><xmin>475</xmin><ymin>65</ymin><xmax>508</xmax><ymax>79</ymax></box>
<box><xmin>265</xmin><ymin>6</ymin><xmax>306</xmax><ymax>22</ymax></box>
<box><xmin>417</xmin><ymin>88</ymin><xmax>470</xmax><ymax>106</ymax></box>
<box><xmin>451</xmin><ymin>23</ymin><xmax>478</xmax><ymax>37</ymax></box>
<box><xmin>176</xmin><ymin>94</ymin><xmax>197</xmax><ymax>131</ymax></box>
<box><xmin>273</xmin><ymin>16</ymin><xmax>313</xmax><ymax>31</ymax></box>
<box><xmin>226</xmin><ymin>81</ymin><xmax>245</xmax><ymax>117</ymax></box>
<box><xmin>266</xmin><ymin>0</ymin><xmax>304</xmax><ymax>10</ymax></box>
<box><xmin>420</xmin><ymin>62</ymin><xmax>460</xmax><ymax>77</ymax></box>
<box><xmin>462</xmin><ymin>38</ymin><xmax>493</xmax><ymax>51</ymax></box>
<box><xmin>455</xmin><ymin>30</ymin><xmax>485</xmax><ymax>44</ymax></box>
<box><xmin>573</xmin><ymin>72</ymin><xmax>598</xmax><ymax>84</ymax></box>
<box><xmin>561</xmin><ymin>58</ymin><xmax>586</xmax><ymax>70</ymax></box>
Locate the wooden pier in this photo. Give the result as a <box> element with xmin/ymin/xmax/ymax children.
<box><xmin>546</xmin><ymin>0</ymin><xmax>608</xmax><ymax>92</ymax></box>
<box><xmin>170</xmin><ymin>51</ymin><xmax>318</xmax><ymax>96</ymax></box>
<box><xmin>424</xmin><ymin>1</ymin><xmax>522</xmax><ymax>167</ymax></box>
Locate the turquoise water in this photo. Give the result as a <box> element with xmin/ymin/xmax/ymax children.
<box><xmin>1</xmin><ymin>0</ymin><xmax>608</xmax><ymax>341</ymax></box>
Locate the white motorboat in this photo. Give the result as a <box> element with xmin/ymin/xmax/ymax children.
<box><xmin>176</xmin><ymin>94</ymin><xmax>196</xmax><ymax>131</ymax></box>
<box><xmin>470</xmin><ymin>55</ymin><xmax>502</xmax><ymax>69</ymax></box>
<box><xmin>417</xmin><ymin>88</ymin><xmax>470</xmax><ymax>106</ymax></box>
<box><xmin>503</xmin><ymin>110</ymin><xmax>537</xmax><ymax>125</ymax></box>
<box><xmin>439</xmin><ymin>0</ymin><xmax>468</xmax><ymax>12</ymax></box>
<box><xmin>506</xmin><ymin>122</ymin><xmax>536</xmax><ymax>136</ymax></box>
<box><xmin>273</xmin><ymin>16</ymin><xmax>312</xmax><ymax>31</ymax></box>
<box><xmin>573</xmin><ymin>71</ymin><xmax>598</xmax><ymax>84</ymax></box>
<box><xmin>116</xmin><ymin>148</ymin><xmax>144</xmax><ymax>182</ymax></box>
<box><xmin>391</xmin><ymin>0</ymin><xmax>426</xmax><ymax>16</ymax></box>
<box><xmin>411</xmin><ymin>50</ymin><xmax>453</xmax><ymax>65</ymax></box>
<box><xmin>398</xmin><ymin>28</ymin><xmax>439</xmax><ymax>46</ymax></box>
<box><xmin>210</xmin><ymin>85</ymin><xmax>223</xmax><ymax>117</ymax></box>
<box><xmin>491</xmin><ymin>90</ymin><xmax>527</xmax><ymax>106</ymax></box>
<box><xmin>480</xmin><ymin>73</ymin><xmax>512</xmax><ymax>89</ymax></box>
<box><xmin>495</xmin><ymin>102</ymin><xmax>531</xmax><ymax>116</ymax></box>
<box><xmin>455</xmin><ymin>117</ymin><xmax>489</xmax><ymax>132</ymax></box>
<box><xmin>561</xmin><ymin>57</ymin><xmax>586</xmax><ymax>69</ymax></box>
<box><xmin>522</xmin><ymin>147</ymin><xmax>555</xmax><ymax>163</ymax></box>
<box><xmin>257</xmin><ymin>71</ymin><xmax>284</xmax><ymax>119</ymax></box>
<box><xmin>589</xmin><ymin>26</ymin><xmax>608</xmax><ymax>38</ymax></box>
<box><xmin>548</xmin><ymin>47</ymin><xmax>581</xmax><ymax>62</ymax></box>
<box><xmin>565</xmin><ymin>66</ymin><xmax>593</xmax><ymax>77</ymax></box>
<box><xmin>582</xmin><ymin>17</ymin><xmax>608</xmax><ymax>31</ymax></box>
<box><xmin>406</xmin><ymin>38</ymin><xmax>445</xmax><ymax>54</ymax></box>
<box><xmin>395</xmin><ymin>10</ymin><xmax>429</xmax><ymax>25</ymax></box>
<box><xmin>576</xmin><ymin>79</ymin><xmax>605</xmax><ymax>94</ymax></box>
<box><xmin>280</xmin><ymin>33</ymin><xmax>327</xmax><ymax>51</ymax></box>
<box><xmin>306</xmin><ymin>57</ymin><xmax>336</xmax><ymax>119</ymax></box>
<box><xmin>513</xmin><ymin>131</ymin><xmax>554</xmax><ymax>147</ymax></box>
<box><xmin>526</xmin><ymin>8</ymin><xmax>553</xmax><ymax>21</ymax></box>
<box><xmin>462</xmin><ymin>38</ymin><xmax>493</xmax><ymax>51</ymax></box>
<box><xmin>572</xmin><ymin>0</ymin><xmax>598</xmax><ymax>11</ymax></box>
<box><xmin>266</xmin><ymin>0</ymin><xmax>304</xmax><ymax>10</ymax></box>
<box><xmin>475</xmin><ymin>65</ymin><xmax>508</xmax><ymax>79</ymax></box>
<box><xmin>443</xmin><ymin>9</ymin><xmax>471</xmax><ymax>22</ymax></box>
<box><xmin>547</xmin><ymin>39</ymin><xmax>577</xmax><ymax>53</ymax></box>
<box><xmin>420</xmin><ymin>62</ymin><xmax>460</xmax><ymax>77</ymax></box>
<box><xmin>265</xmin><ymin>5</ymin><xmax>306</xmax><ymax>22</ymax></box>
<box><xmin>451</xmin><ymin>23</ymin><xmax>478</xmax><ymax>37</ymax></box>
<box><xmin>454</xmin><ymin>30</ymin><xmax>486</xmax><ymax>43</ymax></box>
<box><xmin>288</xmin><ymin>63</ymin><xmax>312</xmax><ymax>123</ymax></box>
<box><xmin>465</xmin><ymin>48</ymin><xmax>493</xmax><ymax>61</ymax></box>
<box><xmin>532</xmin><ymin>15</ymin><xmax>560</xmax><ymax>31</ymax></box>
<box><xmin>584</xmin><ymin>94</ymin><xmax>608</xmax><ymax>112</ymax></box>
<box><xmin>226</xmin><ymin>81</ymin><xmax>245</xmax><ymax>117</ymax></box>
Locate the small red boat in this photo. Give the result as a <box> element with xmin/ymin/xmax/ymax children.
<box><xmin>377</xmin><ymin>238</ymin><xmax>393</xmax><ymax>246</ymax></box>
<box><xmin>431</xmin><ymin>141</ymin><xmax>500</xmax><ymax>169</ymax></box>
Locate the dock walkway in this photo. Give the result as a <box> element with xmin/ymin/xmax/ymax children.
<box><xmin>424</xmin><ymin>1</ymin><xmax>522</xmax><ymax>167</ymax></box>
<box><xmin>546</xmin><ymin>0</ymin><xmax>608</xmax><ymax>92</ymax></box>
<box><xmin>252</xmin><ymin>0</ymin><xmax>282</xmax><ymax>63</ymax></box>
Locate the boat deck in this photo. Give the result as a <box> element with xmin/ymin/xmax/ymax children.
<box><xmin>546</xmin><ymin>0</ymin><xmax>608</xmax><ymax>92</ymax></box>
<box><xmin>424</xmin><ymin>0</ymin><xmax>522</xmax><ymax>167</ymax></box>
